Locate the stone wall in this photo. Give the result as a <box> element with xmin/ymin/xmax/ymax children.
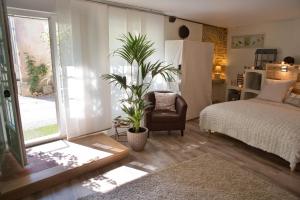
<box><xmin>202</xmin><ymin>25</ymin><xmax>228</xmax><ymax>103</ymax></box>
<box><xmin>202</xmin><ymin>25</ymin><xmax>228</xmax><ymax>67</ymax></box>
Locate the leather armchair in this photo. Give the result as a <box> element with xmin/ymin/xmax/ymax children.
<box><xmin>144</xmin><ymin>91</ymin><xmax>187</xmax><ymax>137</ymax></box>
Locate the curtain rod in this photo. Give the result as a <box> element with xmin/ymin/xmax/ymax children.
<box><xmin>85</xmin><ymin>0</ymin><xmax>225</xmax><ymax>28</ymax></box>
<box><xmin>87</xmin><ymin>0</ymin><xmax>164</xmax><ymax>15</ymax></box>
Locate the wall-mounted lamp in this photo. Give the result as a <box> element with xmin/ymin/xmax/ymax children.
<box><xmin>281</xmin><ymin>61</ymin><xmax>288</xmax><ymax>72</ymax></box>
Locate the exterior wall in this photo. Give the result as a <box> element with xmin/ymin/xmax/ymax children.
<box><xmin>11</xmin><ymin>16</ymin><xmax>53</xmax><ymax>96</ymax></box>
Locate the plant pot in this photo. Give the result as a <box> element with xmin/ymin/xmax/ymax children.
<box><xmin>127</xmin><ymin>127</ymin><xmax>148</xmax><ymax>151</ymax></box>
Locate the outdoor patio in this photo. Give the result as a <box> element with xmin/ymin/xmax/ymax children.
<box><xmin>19</xmin><ymin>95</ymin><xmax>58</xmax><ymax>141</ymax></box>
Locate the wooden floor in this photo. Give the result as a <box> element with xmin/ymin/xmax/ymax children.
<box><xmin>20</xmin><ymin>119</ymin><xmax>300</xmax><ymax>200</ymax></box>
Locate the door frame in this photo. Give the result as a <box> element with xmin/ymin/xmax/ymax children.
<box><xmin>7</xmin><ymin>7</ymin><xmax>65</xmax><ymax>147</ymax></box>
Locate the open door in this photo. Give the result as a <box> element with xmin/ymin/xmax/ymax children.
<box><xmin>0</xmin><ymin>0</ymin><xmax>26</xmax><ymax>167</ymax></box>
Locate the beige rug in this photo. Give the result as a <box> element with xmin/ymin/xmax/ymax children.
<box><xmin>81</xmin><ymin>153</ymin><xmax>298</xmax><ymax>200</ymax></box>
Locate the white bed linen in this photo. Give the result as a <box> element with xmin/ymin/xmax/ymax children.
<box><xmin>199</xmin><ymin>99</ymin><xmax>300</xmax><ymax>170</ymax></box>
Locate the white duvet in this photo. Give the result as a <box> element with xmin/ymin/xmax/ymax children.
<box><xmin>199</xmin><ymin>99</ymin><xmax>300</xmax><ymax>171</ymax></box>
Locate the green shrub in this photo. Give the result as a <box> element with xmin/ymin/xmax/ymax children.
<box><xmin>25</xmin><ymin>53</ymin><xmax>48</xmax><ymax>94</ymax></box>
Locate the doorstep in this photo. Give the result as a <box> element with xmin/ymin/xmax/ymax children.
<box><xmin>0</xmin><ymin>133</ymin><xmax>128</xmax><ymax>200</ymax></box>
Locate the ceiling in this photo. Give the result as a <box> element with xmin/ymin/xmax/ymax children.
<box><xmin>6</xmin><ymin>0</ymin><xmax>300</xmax><ymax>27</ymax></box>
<box><xmin>108</xmin><ymin>0</ymin><xmax>300</xmax><ymax>27</ymax></box>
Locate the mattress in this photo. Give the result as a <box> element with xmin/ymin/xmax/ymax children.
<box><xmin>199</xmin><ymin>99</ymin><xmax>300</xmax><ymax>171</ymax></box>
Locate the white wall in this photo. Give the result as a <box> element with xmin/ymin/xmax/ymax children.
<box><xmin>165</xmin><ymin>17</ymin><xmax>203</xmax><ymax>41</ymax></box>
<box><xmin>7</xmin><ymin>1</ymin><xmax>204</xmax><ymax>42</ymax></box>
<box><xmin>227</xmin><ymin>18</ymin><xmax>300</xmax><ymax>81</ymax></box>
<box><xmin>6</xmin><ymin>0</ymin><xmax>55</xmax><ymax>13</ymax></box>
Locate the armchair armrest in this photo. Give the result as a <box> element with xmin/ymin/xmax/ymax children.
<box><xmin>144</xmin><ymin>110</ymin><xmax>152</xmax><ymax>128</ymax></box>
<box><xmin>176</xmin><ymin>95</ymin><xmax>187</xmax><ymax>117</ymax></box>
<box><xmin>144</xmin><ymin>93</ymin><xmax>155</xmax><ymax>128</ymax></box>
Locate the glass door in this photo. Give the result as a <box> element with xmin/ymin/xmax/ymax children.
<box><xmin>0</xmin><ymin>0</ymin><xmax>26</xmax><ymax>167</ymax></box>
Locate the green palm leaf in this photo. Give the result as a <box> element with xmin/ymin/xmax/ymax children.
<box><xmin>102</xmin><ymin>33</ymin><xmax>179</xmax><ymax>132</ymax></box>
<box><xmin>102</xmin><ymin>74</ymin><xmax>127</xmax><ymax>89</ymax></box>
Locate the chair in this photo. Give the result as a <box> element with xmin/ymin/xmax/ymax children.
<box><xmin>144</xmin><ymin>91</ymin><xmax>187</xmax><ymax>137</ymax></box>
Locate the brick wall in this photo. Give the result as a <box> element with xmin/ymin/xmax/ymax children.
<box><xmin>202</xmin><ymin>25</ymin><xmax>228</xmax><ymax>67</ymax></box>
<box><xmin>202</xmin><ymin>25</ymin><xmax>228</xmax><ymax>102</ymax></box>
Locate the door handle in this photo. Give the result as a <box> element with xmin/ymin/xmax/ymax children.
<box><xmin>4</xmin><ymin>90</ymin><xmax>11</xmax><ymax>98</ymax></box>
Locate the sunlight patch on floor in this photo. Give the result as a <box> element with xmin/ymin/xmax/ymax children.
<box><xmin>129</xmin><ymin>161</ymin><xmax>158</xmax><ymax>172</ymax></box>
<box><xmin>27</xmin><ymin>140</ymin><xmax>112</xmax><ymax>168</ymax></box>
<box><xmin>82</xmin><ymin>165</ymin><xmax>148</xmax><ymax>193</ymax></box>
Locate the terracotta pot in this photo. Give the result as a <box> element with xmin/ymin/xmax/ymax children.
<box><xmin>127</xmin><ymin>127</ymin><xmax>148</xmax><ymax>151</ymax></box>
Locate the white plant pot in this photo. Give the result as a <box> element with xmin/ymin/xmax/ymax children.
<box><xmin>127</xmin><ymin>127</ymin><xmax>148</xmax><ymax>151</ymax></box>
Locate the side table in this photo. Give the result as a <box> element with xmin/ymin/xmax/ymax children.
<box><xmin>113</xmin><ymin>116</ymin><xmax>130</xmax><ymax>142</ymax></box>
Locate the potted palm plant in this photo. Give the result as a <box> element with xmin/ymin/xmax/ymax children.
<box><xmin>103</xmin><ymin>33</ymin><xmax>178</xmax><ymax>151</ymax></box>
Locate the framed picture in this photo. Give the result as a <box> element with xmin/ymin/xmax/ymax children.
<box><xmin>231</xmin><ymin>34</ymin><xmax>264</xmax><ymax>49</ymax></box>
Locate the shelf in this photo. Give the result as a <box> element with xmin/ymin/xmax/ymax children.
<box><xmin>227</xmin><ymin>85</ymin><xmax>242</xmax><ymax>91</ymax></box>
<box><xmin>245</xmin><ymin>71</ymin><xmax>263</xmax><ymax>90</ymax></box>
<box><xmin>226</xmin><ymin>69</ymin><xmax>267</xmax><ymax>101</ymax></box>
<box><xmin>244</xmin><ymin>69</ymin><xmax>265</xmax><ymax>73</ymax></box>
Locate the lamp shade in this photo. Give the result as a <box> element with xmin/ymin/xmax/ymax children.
<box><xmin>215</xmin><ymin>65</ymin><xmax>222</xmax><ymax>73</ymax></box>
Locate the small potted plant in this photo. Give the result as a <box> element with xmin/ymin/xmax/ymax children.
<box><xmin>103</xmin><ymin>33</ymin><xmax>178</xmax><ymax>151</ymax></box>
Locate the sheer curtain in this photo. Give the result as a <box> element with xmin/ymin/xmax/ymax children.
<box><xmin>56</xmin><ymin>0</ymin><xmax>166</xmax><ymax>137</ymax></box>
<box><xmin>109</xmin><ymin>7</ymin><xmax>166</xmax><ymax>118</ymax></box>
<box><xmin>56</xmin><ymin>0</ymin><xmax>111</xmax><ymax>138</ymax></box>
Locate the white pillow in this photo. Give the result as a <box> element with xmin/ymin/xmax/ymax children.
<box><xmin>257</xmin><ymin>79</ymin><xmax>295</xmax><ymax>103</ymax></box>
<box><xmin>154</xmin><ymin>92</ymin><xmax>176</xmax><ymax>111</ymax></box>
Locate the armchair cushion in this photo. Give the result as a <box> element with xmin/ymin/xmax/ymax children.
<box><xmin>151</xmin><ymin>111</ymin><xmax>180</xmax><ymax>123</ymax></box>
<box><xmin>154</xmin><ymin>92</ymin><xmax>176</xmax><ymax>111</ymax></box>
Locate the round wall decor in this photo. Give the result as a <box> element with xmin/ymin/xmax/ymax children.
<box><xmin>179</xmin><ymin>25</ymin><xmax>190</xmax><ymax>39</ymax></box>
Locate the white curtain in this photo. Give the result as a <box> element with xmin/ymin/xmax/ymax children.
<box><xmin>56</xmin><ymin>0</ymin><xmax>111</xmax><ymax>138</ymax></box>
<box><xmin>165</xmin><ymin>40</ymin><xmax>184</xmax><ymax>94</ymax></box>
<box><xmin>56</xmin><ymin>0</ymin><xmax>166</xmax><ymax>137</ymax></box>
<box><xmin>109</xmin><ymin>7</ymin><xmax>166</xmax><ymax>118</ymax></box>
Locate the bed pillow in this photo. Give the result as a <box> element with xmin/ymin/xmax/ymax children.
<box><xmin>257</xmin><ymin>79</ymin><xmax>295</xmax><ymax>103</ymax></box>
<box><xmin>284</xmin><ymin>92</ymin><xmax>300</xmax><ymax>107</ymax></box>
<box><xmin>154</xmin><ymin>92</ymin><xmax>176</xmax><ymax>111</ymax></box>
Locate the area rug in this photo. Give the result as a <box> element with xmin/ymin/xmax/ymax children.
<box><xmin>81</xmin><ymin>153</ymin><xmax>298</xmax><ymax>200</ymax></box>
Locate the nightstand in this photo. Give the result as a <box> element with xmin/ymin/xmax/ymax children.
<box><xmin>212</xmin><ymin>79</ymin><xmax>226</xmax><ymax>103</ymax></box>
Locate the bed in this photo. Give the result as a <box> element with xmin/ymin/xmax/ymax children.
<box><xmin>199</xmin><ymin>98</ymin><xmax>300</xmax><ymax>171</ymax></box>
